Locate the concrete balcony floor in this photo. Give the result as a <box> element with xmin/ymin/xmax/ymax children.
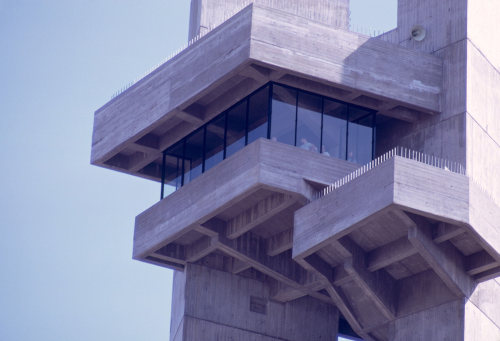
<box><xmin>134</xmin><ymin>139</ymin><xmax>500</xmax><ymax>340</ymax></box>
<box><xmin>134</xmin><ymin>139</ymin><xmax>357</xmax><ymax>304</ymax></box>
<box><xmin>293</xmin><ymin>154</ymin><xmax>500</xmax><ymax>340</ymax></box>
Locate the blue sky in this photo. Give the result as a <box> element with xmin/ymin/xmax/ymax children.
<box><xmin>0</xmin><ymin>1</ymin><xmax>395</xmax><ymax>340</ymax></box>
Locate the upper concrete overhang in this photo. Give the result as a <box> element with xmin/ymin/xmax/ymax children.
<box><xmin>91</xmin><ymin>3</ymin><xmax>443</xmax><ymax>180</ymax></box>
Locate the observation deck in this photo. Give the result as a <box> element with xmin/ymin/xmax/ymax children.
<box><xmin>91</xmin><ymin>3</ymin><xmax>443</xmax><ymax>183</ymax></box>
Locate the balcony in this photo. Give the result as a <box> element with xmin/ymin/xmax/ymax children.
<box><xmin>292</xmin><ymin>148</ymin><xmax>500</xmax><ymax>339</ymax></box>
<box><xmin>159</xmin><ymin>82</ymin><xmax>376</xmax><ymax>197</ymax></box>
<box><xmin>134</xmin><ymin>138</ymin><xmax>357</xmax><ymax>302</ymax></box>
<box><xmin>91</xmin><ymin>3</ymin><xmax>442</xmax><ymax>183</ymax></box>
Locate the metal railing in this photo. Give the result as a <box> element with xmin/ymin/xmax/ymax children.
<box><xmin>110</xmin><ymin>0</ymin><xmax>255</xmax><ymax>100</ymax></box>
<box><xmin>314</xmin><ymin>146</ymin><xmax>466</xmax><ymax>200</ymax></box>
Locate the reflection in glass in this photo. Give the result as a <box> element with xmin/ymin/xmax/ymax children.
<box><xmin>205</xmin><ymin>115</ymin><xmax>225</xmax><ymax>171</ymax></box>
<box><xmin>226</xmin><ymin>100</ymin><xmax>247</xmax><ymax>158</ymax></box>
<box><xmin>160</xmin><ymin>82</ymin><xmax>376</xmax><ymax>197</ymax></box>
<box><xmin>297</xmin><ymin>92</ymin><xmax>322</xmax><ymax>153</ymax></box>
<box><xmin>164</xmin><ymin>142</ymin><xmax>184</xmax><ymax>191</ymax></box>
<box><xmin>183</xmin><ymin>128</ymin><xmax>204</xmax><ymax>185</ymax></box>
<box><xmin>271</xmin><ymin>85</ymin><xmax>297</xmax><ymax>146</ymax></box>
<box><xmin>248</xmin><ymin>85</ymin><xmax>269</xmax><ymax>144</ymax></box>
<box><xmin>348</xmin><ymin>107</ymin><xmax>374</xmax><ymax>164</ymax></box>
<box><xmin>323</xmin><ymin>99</ymin><xmax>347</xmax><ymax>159</ymax></box>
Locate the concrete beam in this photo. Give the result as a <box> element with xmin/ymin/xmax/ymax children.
<box><xmin>339</xmin><ymin>237</ymin><xmax>396</xmax><ymax>320</ymax></box>
<box><xmin>298</xmin><ymin>255</ymin><xmax>370</xmax><ymax>340</ymax></box>
<box><xmin>185</xmin><ymin>236</ymin><xmax>218</xmax><ymax>262</ymax></box>
<box><xmin>366</xmin><ymin>237</ymin><xmax>417</xmax><ymax>272</ymax></box>
<box><xmin>407</xmin><ymin>214</ymin><xmax>476</xmax><ymax>297</ymax></box>
<box><xmin>465</xmin><ymin>250</ymin><xmax>498</xmax><ymax>276</ymax></box>
<box><xmin>266</xmin><ymin>228</ymin><xmax>293</xmax><ymax>256</ymax></box>
<box><xmin>226</xmin><ymin>193</ymin><xmax>295</xmax><ymax>239</ymax></box>
<box><xmin>433</xmin><ymin>222</ymin><xmax>466</xmax><ymax>243</ymax></box>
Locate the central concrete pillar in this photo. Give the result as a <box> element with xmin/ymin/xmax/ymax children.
<box><xmin>188</xmin><ymin>0</ymin><xmax>350</xmax><ymax>40</ymax></box>
<box><xmin>170</xmin><ymin>263</ymin><xmax>339</xmax><ymax>341</ymax></box>
<box><xmin>382</xmin><ymin>279</ymin><xmax>500</xmax><ymax>341</ymax></box>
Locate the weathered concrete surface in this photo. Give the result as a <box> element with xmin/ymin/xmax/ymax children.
<box><xmin>466</xmin><ymin>40</ymin><xmax>500</xmax><ymax>204</ymax></box>
<box><xmin>188</xmin><ymin>0</ymin><xmax>349</xmax><ymax>40</ymax></box>
<box><xmin>388</xmin><ymin>300</ymin><xmax>465</xmax><ymax>341</ymax></box>
<box><xmin>91</xmin><ymin>3</ymin><xmax>442</xmax><ymax>178</ymax></box>
<box><xmin>171</xmin><ymin>263</ymin><xmax>339</xmax><ymax>341</ymax></box>
<box><xmin>134</xmin><ymin>139</ymin><xmax>357</xmax><ymax>260</ymax></box>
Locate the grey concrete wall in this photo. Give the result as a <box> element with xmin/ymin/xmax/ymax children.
<box><xmin>170</xmin><ymin>271</ymin><xmax>187</xmax><ymax>341</ymax></box>
<box><xmin>376</xmin><ymin>0</ymin><xmax>468</xmax><ymax>167</ymax></box>
<box><xmin>378</xmin><ymin>0</ymin><xmax>500</xmax><ymax>206</ymax></box>
<box><xmin>170</xmin><ymin>263</ymin><xmax>339</xmax><ymax>341</ymax></box>
<box><xmin>465</xmin><ymin>279</ymin><xmax>500</xmax><ymax>340</ymax></box>
<box><xmin>188</xmin><ymin>0</ymin><xmax>349</xmax><ymax>40</ymax></box>
<box><xmin>465</xmin><ymin>13</ymin><xmax>500</xmax><ymax>203</ymax></box>
<box><xmin>388</xmin><ymin>299</ymin><xmax>465</xmax><ymax>341</ymax></box>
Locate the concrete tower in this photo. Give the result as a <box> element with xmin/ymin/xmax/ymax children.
<box><xmin>91</xmin><ymin>0</ymin><xmax>500</xmax><ymax>340</ymax></box>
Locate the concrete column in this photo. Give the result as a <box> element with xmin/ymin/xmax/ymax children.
<box><xmin>170</xmin><ymin>263</ymin><xmax>339</xmax><ymax>341</ymax></box>
<box><xmin>188</xmin><ymin>0</ymin><xmax>350</xmax><ymax>40</ymax></box>
<box><xmin>385</xmin><ymin>279</ymin><xmax>500</xmax><ymax>341</ymax></box>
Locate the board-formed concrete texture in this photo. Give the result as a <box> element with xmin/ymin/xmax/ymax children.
<box><xmin>91</xmin><ymin>0</ymin><xmax>500</xmax><ymax>340</ymax></box>
<box><xmin>91</xmin><ymin>2</ymin><xmax>442</xmax><ymax>179</ymax></box>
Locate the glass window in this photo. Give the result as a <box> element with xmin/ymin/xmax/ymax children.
<box><xmin>323</xmin><ymin>99</ymin><xmax>347</xmax><ymax>159</ymax></box>
<box><xmin>205</xmin><ymin>115</ymin><xmax>225</xmax><ymax>171</ymax></box>
<box><xmin>271</xmin><ymin>84</ymin><xmax>297</xmax><ymax>146</ymax></box>
<box><xmin>248</xmin><ymin>85</ymin><xmax>269</xmax><ymax>144</ymax></box>
<box><xmin>160</xmin><ymin>82</ymin><xmax>376</xmax><ymax>198</ymax></box>
<box><xmin>296</xmin><ymin>91</ymin><xmax>322</xmax><ymax>153</ymax></box>
<box><xmin>348</xmin><ymin>106</ymin><xmax>374</xmax><ymax>164</ymax></box>
<box><xmin>164</xmin><ymin>142</ymin><xmax>184</xmax><ymax>191</ymax></box>
<box><xmin>226</xmin><ymin>100</ymin><xmax>247</xmax><ymax>158</ymax></box>
<box><xmin>183</xmin><ymin>128</ymin><xmax>204</xmax><ymax>185</ymax></box>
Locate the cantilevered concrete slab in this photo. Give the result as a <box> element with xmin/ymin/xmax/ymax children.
<box><xmin>292</xmin><ymin>154</ymin><xmax>500</xmax><ymax>339</ymax></box>
<box><xmin>134</xmin><ymin>140</ymin><xmax>362</xmax><ymax>306</ymax></box>
<box><xmin>91</xmin><ymin>3</ymin><xmax>442</xmax><ymax>182</ymax></box>
<box><xmin>134</xmin><ymin>139</ymin><xmax>356</xmax><ymax>288</ymax></box>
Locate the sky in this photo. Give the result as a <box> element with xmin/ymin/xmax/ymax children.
<box><xmin>0</xmin><ymin>1</ymin><xmax>395</xmax><ymax>340</ymax></box>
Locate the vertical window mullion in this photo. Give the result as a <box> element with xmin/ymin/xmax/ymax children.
<box><xmin>267</xmin><ymin>83</ymin><xmax>273</xmax><ymax>139</ymax></box>
<box><xmin>223</xmin><ymin>112</ymin><xmax>228</xmax><ymax>159</ymax></box>
<box><xmin>320</xmin><ymin>97</ymin><xmax>324</xmax><ymax>153</ymax></box>
<box><xmin>294</xmin><ymin>90</ymin><xmax>299</xmax><ymax>146</ymax></box>
<box><xmin>372</xmin><ymin>112</ymin><xmax>377</xmax><ymax>160</ymax></box>
<box><xmin>202</xmin><ymin>126</ymin><xmax>207</xmax><ymax>173</ymax></box>
<box><xmin>345</xmin><ymin>105</ymin><xmax>350</xmax><ymax>161</ymax></box>
<box><xmin>181</xmin><ymin>139</ymin><xmax>186</xmax><ymax>186</ymax></box>
<box><xmin>245</xmin><ymin>99</ymin><xmax>249</xmax><ymax>145</ymax></box>
<box><xmin>160</xmin><ymin>151</ymin><xmax>166</xmax><ymax>200</ymax></box>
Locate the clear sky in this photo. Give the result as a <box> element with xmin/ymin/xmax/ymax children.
<box><xmin>0</xmin><ymin>1</ymin><xmax>395</xmax><ymax>340</ymax></box>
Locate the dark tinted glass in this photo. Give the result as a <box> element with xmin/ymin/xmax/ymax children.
<box><xmin>348</xmin><ymin>107</ymin><xmax>374</xmax><ymax>164</ymax></box>
<box><xmin>248</xmin><ymin>86</ymin><xmax>269</xmax><ymax>144</ymax></box>
<box><xmin>165</xmin><ymin>142</ymin><xmax>184</xmax><ymax>190</ymax></box>
<box><xmin>183</xmin><ymin>128</ymin><xmax>204</xmax><ymax>185</ymax></box>
<box><xmin>323</xmin><ymin>99</ymin><xmax>347</xmax><ymax>159</ymax></box>
<box><xmin>271</xmin><ymin>85</ymin><xmax>296</xmax><ymax>146</ymax></box>
<box><xmin>296</xmin><ymin>91</ymin><xmax>322</xmax><ymax>153</ymax></box>
<box><xmin>226</xmin><ymin>100</ymin><xmax>247</xmax><ymax>158</ymax></box>
<box><xmin>205</xmin><ymin>115</ymin><xmax>225</xmax><ymax>171</ymax></box>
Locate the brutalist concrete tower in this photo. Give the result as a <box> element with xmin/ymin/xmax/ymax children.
<box><xmin>91</xmin><ymin>0</ymin><xmax>500</xmax><ymax>340</ymax></box>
